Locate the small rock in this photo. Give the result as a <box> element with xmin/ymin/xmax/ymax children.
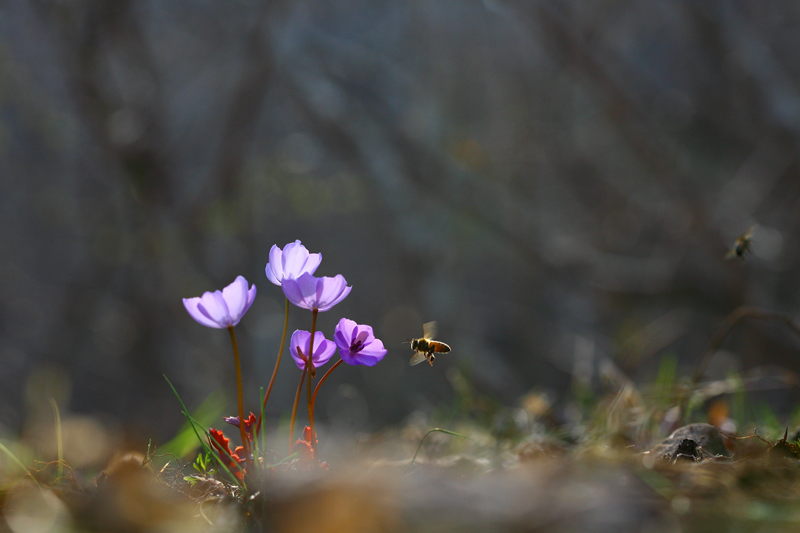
<box><xmin>649</xmin><ymin>423</ymin><xmax>729</xmax><ymax>463</ymax></box>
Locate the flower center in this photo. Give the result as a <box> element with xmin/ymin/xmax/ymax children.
<box><xmin>350</xmin><ymin>330</ymin><xmax>369</xmax><ymax>353</ymax></box>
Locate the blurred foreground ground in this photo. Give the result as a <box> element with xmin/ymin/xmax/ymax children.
<box><xmin>5</xmin><ymin>402</ymin><xmax>800</xmax><ymax>532</ymax></box>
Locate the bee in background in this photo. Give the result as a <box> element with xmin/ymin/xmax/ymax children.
<box><xmin>406</xmin><ymin>321</ymin><xmax>451</xmax><ymax>366</ymax></box>
<box><xmin>725</xmin><ymin>225</ymin><xmax>756</xmax><ymax>263</ymax></box>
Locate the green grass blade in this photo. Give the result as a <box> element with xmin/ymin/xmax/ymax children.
<box><xmin>49</xmin><ymin>397</ymin><xmax>63</xmax><ymax>481</ymax></box>
<box><xmin>654</xmin><ymin>354</ymin><xmax>677</xmax><ymax>407</ymax></box>
<box><xmin>408</xmin><ymin>428</ymin><xmax>471</xmax><ymax>468</ymax></box>
<box><xmin>163</xmin><ymin>375</ymin><xmax>246</xmax><ymax>490</ymax></box>
<box><xmin>159</xmin><ymin>388</ymin><xmax>226</xmax><ymax>458</ymax></box>
<box><xmin>265</xmin><ymin>451</ymin><xmax>298</xmax><ymax>469</ymax></box>
<box><xmin>0</xmin><ymin>440</ymin><xmax>42</xmax><ymax>492</ymax></box>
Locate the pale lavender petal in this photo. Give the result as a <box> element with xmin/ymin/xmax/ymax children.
<box><xmin>312</xmin><ymin>338</ymin><xmax>337</xmax><ymax>367</ymax></box>
<box><xmin>308</xmin><ymin>331</ymin><xmax>327</xmax><ymax>359</ymax></box>
<box><xmin>243</xmin><ymin>284</ymin><xmax>257</xmax><ymax>315</ymax></box>
<box><xmin>335</xmin><ymin>318</ymin><xmax>357</xmax><ymax>345</ymax></box>
<box><xmin>315</xmin><ymin>275</ymin><xmax>346</xmax><ymax>308</ymax></box>
<box><xmin>290</xmin><ymin>330</ymin><xmax>311</xmax><ymax>369</ymax></box>
<box><xmin>334</xmin><ymin>332</ymin><xmax>349</xmax><ymax>353</ymax></box>
<box><xmin>265</xmin><ymin>245</ymin><xmax>283</xmax><ymax>285</ymax></box>
<box><xmin>353</xmin><ymin>330</ymin><xmax>370</xmax><ymax>346</ymax></box>
<box><xmin>281</xmin><ymin>241</ymin><xmax>310</xmax><ymax>278</ymax></box>
<box><xmin>304</xmin><ymin>252</ymin><xmax>322</xmax><ymax>276</ymax></box>
<box><xmin>294</xmin><ymin>272</ymin><xmax>322</xmax><ymax>307</ymax></box>
<box><xmin>317</xmin><ymin>283</ymin><xmax>351</xmax><ymax>312</ymax></box>
<box><xmin>281</xmin><ymin>278</ymin><xmax>305</xmax><ymax>309</ymax></box>
<box><xmin>196</xmin><ymin>303</ymin><xmax>218</xmax><ymax>326</ymax></box>
<box><xmin>283</xmin><ymin>273</ymin><xmax>350</xmax><ymax>311</ymax></box>
<box><xmin>221</xmin><ymin>276</ymin><xmax>249</xmax><ymax>323</ymax></box>
<box><xmin>183</xmin><ymin>297</ymin><xmax>222</xmax><ymax>328</ymax></box>
<box><xmin>198</xmin><ymin>291</ymin><xmax>231</xmax><ymax>327</ymax></box>
<box><xmin>340</xmin><ymin>348</ymin><xmax>366</xmax><ymax>366</ymax></box>
<box><xmin>282</xmin><ymin>276</ymin><xmax>313</xmax><ymax>310</ymax></box>
<box><xmin>339</xmin><ymin>350</ymin><xmax>359</xmax><ymax>365</ymax></box>
<box><xmin>355</xmin><ymin>324</ymin><xmax>375</xmax><ymax>343</ymax></box>
<box><xmin>359</xmin><ymin>339</ymin><xmax>387</xmax><ymax>359</ymax></box>
<box><xmin>212</xmin><ymin>291</ymin><xmax>233</xmax><ymax>325</ymax></box>
<box><xmin>355</xmin><ymin>353</ymin><xmax>381</xmax><ymax>367</ymax></box>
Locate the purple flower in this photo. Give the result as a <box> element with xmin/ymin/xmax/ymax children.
<box><xmin>265</xmin><ymin>240</ymin><xmax>322</xmax><ymax>286</ymax></box>
<box><xmin>334</xmin><ymin>318</ymin><xmax>387</xmax><ymax>367</ymax></box>
<box><xmin>182</xmin><ymin>276</ymin><xmax>257</xmax><ymax>328</ymax></box>
<box><xmin>223</xmin><ymin>413</ymin><xmax>257</xmax><ymax>442</ymax></box>
<box><xmin>290</xmin><ymin>330</ymin><xmax>336</xmax><ymax>371</ymax></box>
<box><xmin>281</xmin><ymin>272</ymin><xmax>351</xmax><ymax>312</ymax></box>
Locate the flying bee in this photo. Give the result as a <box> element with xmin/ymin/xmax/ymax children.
<box><xmin>406</xmin><ymin>321</ymin><xmax>451</xmax><ymax>366</ymax></box>
<box><xmin>725</xmin><ymin>225</ymin><xmax>756</xmax><ymax>263</ymax></box>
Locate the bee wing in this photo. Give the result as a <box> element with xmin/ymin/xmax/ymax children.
<box><xmin>743</xmin><ymin>225</ymin><xmax>757</xmax><ymax>239</ymax></box>
<box><xmin>409</xmin><ymin>352</ymin><xmax>428</xmax><ymax>366</ymax></box>
<box><xmin>724</xmin><ymin>247</ymin><xmax>737</xmax><ymax>260</ymax></box>
<box><xmin>422</xmin><ymin>321</ymin><xmax>438</xmax><ymax>340</ymax></box>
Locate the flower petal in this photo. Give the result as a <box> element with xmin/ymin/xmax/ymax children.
<box><xmin>338</xmin><ymin>350</ymin><xmax>357</xmax><ymax>365</ymax></box>
<box><xmin>197</xmin><ymin>291</ymin><xmax>231</xmax><ymax>327</ymax></box>
<box><xmin>316</xmin><ymin>276</ymin><xmax>351</xmax><ymax>311</ymax></box>
<box><xmin>281</xmin><ymin>277</ymin><xmax>306</xmax><ymax>310</ymax></box>
<box><xmin>304</xmin><ymin>252</ymin><xmax>322</xmax><ymax>276</ymax></box>
<box><xmin>353</xmin><ymin>354</ymin><xmax>377</xmax><ymax>366</ymax></box>
<box><xmin>334</xmin><ymin>318</ymin><xmax>357</xmax><ymax>346</ymax></box>
<box><xmin>353</xmin><ymin>324</ymin><xmax>375</xmax><ymax>345</ymax></box>
<box><xmin>265</xmin><ymin>244</ymin><xmax>283</xmax><ymax>286</ymax></box>
<box><xmin>223</xmin><ymin>416</ymin><xmax>241</xmax><ymax>427</ymax></box>
<box><xmin>334</xmin><ymin>330</ymin><xmax>349</xmax><ymax>352</ymax></box>
<box><xmin>333</xmin><ymin>331</ymin><xmax>350</xmax><ymax>353</ymax></box>
<box><xmin>241</xmin><ymin>283</ymin><xmax>257</xmax><ymax>320</ymax></box>
<box><xmin>359</xmin><ymin>338</ymin><xmax>387</xmax><ymax>359</ymax></box>
<box><xmin>312</xmin><ymin>338</ymin><xmax>337</xmax><ymax>367</ymax></box>
<box><xmin>308</xmin><ymin>330</ymin><xmax>326</xmax><ymax>355</ymax></box>
<box><xmin>294</xmin><ymin>273</ymin><xmax>323</xmax><ymax>308</ymax></box>
<box><xmin>183</xmin><ymin>297</ymin><xmax>222</xmax><ymax>328</ymax></box>
<box><xmin>281</xmin><ymin>241</ymin><xmax>310</xmax><ymax>278</ymax></box>
<box><xmin>290</xmin><ymin>330</ymin><xmax>312</xmax><ymax>370</ymax></box>
<box><xmin>283</xmin><ymin>273</ymin><xmax>350</xmax><ymax>311</ymax></box>
<box><xmin>209</xmin><ymin>428</ymin><xmax>233</xmax><ymax>456</ymax></box>
<box><xmin>317</xmin><ymin>275</ymin><xmax>345</xmax><ymax>305</ymax></box>
<box><xmin>221</xmin><ymin>276</ymin><xmax>249</xmax><ymax>325</ymax></box>
<box><xmin>318</xmin><ymin>284</ymin><xmax>351</xmax><ymax>312</ymax></box>
<box><xmin>265</xmin><ymin>241</ymin><xmax>322</xmax><ymax>286</ymax></box>
<box><xmin>353</xmin><ymin>329</ymin><xmax>370</xmax><ymax>346</ymax></box>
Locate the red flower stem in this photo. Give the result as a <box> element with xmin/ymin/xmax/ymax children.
<box><xmin>307</xmin><ymin>364</ymin><xmax>314</xmax><ymax>457</ymax></box>
<box><xmin>306</xmin><ymin>309</ymin><xmax>318</xmax><ymax>458</ymax></box>
<box><xmin>256</xmin><ymin>298</ymin><xmax>289</xmax><ymax>438</ymax></box>
<box><xmin>312</xmin><ymin>358</ymin><xmax>343</xmax><ymax>409</ymax></box>
<box><xmin>227</xmin><ymin>326</ymin><xmax>249</xmax><ymax>463</ymax></box>
<box><xmin>308</xmin><ymin>358</ymin><xmax>343</xmax><ymax>459</ymax></box>
<box><xmin>288</xmin><ymin>362</ymin><xmax>308</xmax><ymax>455</ymax></box>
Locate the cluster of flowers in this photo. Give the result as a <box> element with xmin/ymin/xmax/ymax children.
<box><xmin>182</xmin><ymin>240</ymin><xmax>387</xmax><ymax>476</ymax></box>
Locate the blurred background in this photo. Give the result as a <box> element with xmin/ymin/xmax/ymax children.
<box><xmin>1</xmin><ymin>0</ymin><xmax>800</xmax><ymax>459</ymax></box>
